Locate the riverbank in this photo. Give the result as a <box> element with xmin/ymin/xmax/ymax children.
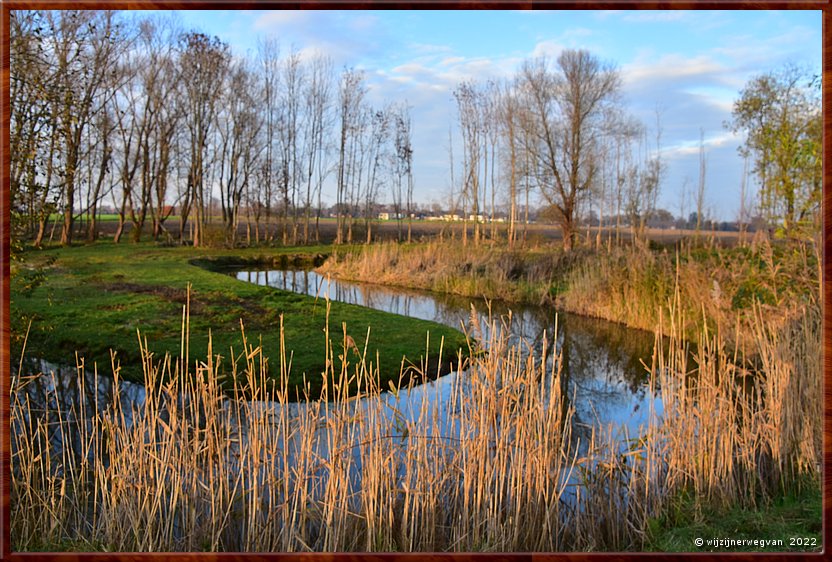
<box><xmin>10</xmin><ymin>241</ymin><xmax>469</xmax><ymax>397</ymax></box>
<box><xmin>315</xmin><ymin>236</ymin><xmax>823</xmax><ymax>550</ymax></box>
<box><xmin>317</xmin><ymin>235</ymin><xmax>820</xmax><ymax>350</ymax></box>
<box><xmin>12</xmin><ymin>285</ymin><xmax>821</xmax><ymax>552</ymax></box>
<box><xmin>10</xmin><ymin>237</ymin><xmax>822</xmax><ymax>552</ymax></box>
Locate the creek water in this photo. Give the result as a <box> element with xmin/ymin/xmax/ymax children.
<box><xmin>233</xmin><ymin>268</ymin><xmax>663</xmax><ymax>440</ymax></box>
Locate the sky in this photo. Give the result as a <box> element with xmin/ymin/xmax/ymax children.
<box><xmin>164</xmin><ymin>9</ymin><xmax>821</xmax><ymax>221</ymax></box>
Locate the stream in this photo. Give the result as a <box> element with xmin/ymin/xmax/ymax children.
<box><xmin>233</xmin><ymin>268</ymin><xmax>663</xmax><ymax>439</ymax></box>
<box><xmin>12</xmin><ymin>265</ymin><xmax>667</xmax><ymax>546</ymax></box>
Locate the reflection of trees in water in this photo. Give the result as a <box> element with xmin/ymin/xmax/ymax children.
<box><xmin>12</xmin><ymin>360</ymin><xmax>148</xmax><ymax>471</ymax></box>
<box><xmin>234</xmin><ymin>268</ymin><xmax>658</xmax><ymax>435</ymax></box>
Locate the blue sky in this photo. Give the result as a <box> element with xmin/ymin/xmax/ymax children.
<box><xmin>163</xmin><ymin>9</ymin><xmax>820</xmax><ymax>221</ymax></box>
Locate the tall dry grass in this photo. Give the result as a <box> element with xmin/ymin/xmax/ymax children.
<box><xmin>318</xmin><ymin>241</ymin><xmax>569</xmax><ymax>304</ymax></box>
<box><xmin>321</xmin><ymin>236</ymin><xmax>820</xmax><ymax>352</ymax></box>
<box><xmin>12</xmin><ymin>279</ymin><xmax>821</xmax><ymax>552</ymax></box>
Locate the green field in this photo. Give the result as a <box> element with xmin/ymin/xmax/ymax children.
<box><xmin>11</xmin><ymin>241</ymin><xmax>469</xmax><ymax>398</ymax></box>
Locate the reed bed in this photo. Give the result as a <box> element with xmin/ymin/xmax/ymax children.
<box><xmin>11</xmin><ymin>286</ymin><xmax>821</xmax><ymax>552</ymax></box>
<box><xmin>318</xmin><ymin>240</ymin><xmax>568</xmax><ymax>304</ymax></box>
<box><xmin>321</xmin><ymin>236</ymin><xmax>819</xmax><ymax>350</ymax></box>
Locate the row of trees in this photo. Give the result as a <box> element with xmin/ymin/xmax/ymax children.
<box><xmin>448</xmin><ymin>50</ymin><xmax>664</xmax><ymax>251</ymax></box>
<box><xmin>445</xmin><ymin>48</ymin><xmax>820</xmax><ymax>251</ymax></box>
<box><xmin>10</xmin><ymin>10</ymin><xmax>820</xmax><ymax>250</ymax></box>
<box><xmin>10</xmin><ymin>10</ymin><xmax>416</xmax><ymax>248</ymax></box>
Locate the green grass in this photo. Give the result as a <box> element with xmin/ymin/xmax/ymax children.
<box><xmin>645</xmin><ymin>480</ymin><xmax>822</xmax><ymax>552</ymax></box>
<box><xmin>11</xmin><ymin>240</ymin><xmax>469</xmax><ymax>398</ymax></box>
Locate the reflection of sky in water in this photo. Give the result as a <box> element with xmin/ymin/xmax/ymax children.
<box><xmin>235</xmin><ymin>269</ymin><xmax>662</xmax><ymax>438</ymax></box>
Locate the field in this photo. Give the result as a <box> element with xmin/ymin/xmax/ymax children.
<box><xmin>11</xmin><ymin>241</ymin><xmax>469</xmax><ymax>397</ymax></box>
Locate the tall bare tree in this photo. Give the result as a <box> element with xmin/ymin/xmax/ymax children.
<box><xmin>178</xmin><ymin>31</ymin><xmax>229</xmax><ymax>247</ymax></box>
<box><xmin>10</xmin><ymin>11</ymin><xmax>59</xmax><ymax>248</ymax></box>
<box><xmin>393</xmin><ymin>104</ymin><xmax>414</xmax><ymax>242</ymax></box>
<box><xmin>301</xmin><ymin>54</ymin><xmax>334</xmax><ymax>244</ymax></box>
<box><xmin>520</xmin><ymin>50</ymin><xmax>621</xmax><ymax>251</ymax></box>
<box><xmin>335</xmin><ymin>68</ymin><xmax>366</xmax><ymax>245</ymax></box>
<box><xmin>43</xmin><ymin>11</ymin><xmax>123</xmax><ymax>246</ymax></box>
<box><xmin>454</xmin><ymin>82</ymin><xmax>484</xmax><ymax>247</ymax></box>
<box><xmin>217</xmin><ymin>60</ymin><xmax>263</xmax><ymax>245</ymax></box>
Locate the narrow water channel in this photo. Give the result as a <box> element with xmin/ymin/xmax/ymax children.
<box><xmin>12</xmin><ymin>264</ymin><xmax>667</xmax><ymax>547</ymax></box>
<box><xmin>234</xmin><ymin>268</ymin><xmax>662</xmax><ymax>438</ymax></box>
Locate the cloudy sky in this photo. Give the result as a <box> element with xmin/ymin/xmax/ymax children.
<box><xmin>168</xmin><ymin>9</ymin><xmax>820</xmax><ymax>221</ymax></box>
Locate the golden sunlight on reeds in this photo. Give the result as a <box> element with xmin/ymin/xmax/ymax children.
<box><xmin>11</xmin><ymin>280</ymin><xmax>820</xmax><ymax>552</ymax></box>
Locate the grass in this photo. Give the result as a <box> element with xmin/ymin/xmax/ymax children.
<box><xmin>10</xmin><ymin>240</ymin><xmax>469</xmax><ymax>398</ymax></box>
<box><xmin>320</xmin><ymin>234</ymin><xmax>819</xmax><ymax>351</ymax></box>
<box><xmin>646</xmin><ymin>480</ymin><xmax>822</xmax><ymax>552</ymax></box>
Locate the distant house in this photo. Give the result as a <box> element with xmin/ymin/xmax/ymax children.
<box><xmin>161</xmin><ymin>205</ymin><xmax>176</xmax><ymax>219</ymax></box>
<box><xmin>378</xmin><ymin>212</ymin><xmax>391</xmax><ymax>220</ymax></box>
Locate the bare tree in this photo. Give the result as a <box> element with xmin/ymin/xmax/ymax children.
<box><xmin>696</xmin><ymin>128</ymin><xmax>707</xmax><ymax>234</ymax></box>
<box><xmin>301</xmin><ymin>54</ymin><xmax>334</xmax><ymax>244</ymax></box>
<box><xmin>496</xmin><ymin>79</ymin><xmax>522</xmax><ymax>249</ymax></box>
<box><xmin>336</xmin><ymin>68</ymin><xmax>366</xmax><ymax>245</ymax></box>
<box><xmin>393</xmin><ymin>104</ymin><xmax>414</xmax><ymax>242</ymax></box>
<box><xmin>10</xmin><ymin>11</ymin><xmax>62</xmax><ymax>248</ymax></box>
<box><xmin>520</xmin><ymin>50</ymin><xmax>621</xmax><ymax>251</ymax></box>
<box><xmin>277</xmin><ymin>48</ymin><xmax>305</xmax><ymax>245</ymax></box>
<box><xmin>454</xmin><ymin>81</ymin><xmax>484</xmax><ymax>247</ymax></box>
<box><xmin>42</xmin><ymin>11</ymin><xmax>123</xmax><ymax>246</ymax></box>
<box><xmin>217</xmin><ymin>59</ymin><xmax>263</xmax><ymax>245</ymax></box>
<box><xmin>178</xmin><ymin>31</ymin><xmax>229</xmax><ymax>247</ymax></box>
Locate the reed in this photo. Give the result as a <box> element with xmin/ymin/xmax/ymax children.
<box><xmin>11</xmin><ymin>275</ymin><xmax>821</xmax><ymax>552</ymax></box>
<box><xmin>318</xmin><ymin>240</ymin><xmax>568</xmax><ymax>304</ymax></box>
<box><xmin>321</xmin><ymin>236</ymin><xmax>819</xmax><ymax>351</ymax></box>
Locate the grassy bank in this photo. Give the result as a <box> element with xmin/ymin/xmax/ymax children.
<box><xmin>11</xmin><ymin>286</ymin><xmax>821</xmax><ymax>551</ymax></box>
<box><xmin>645</xmin><ymin>478</ymin><xmax>822</xmax><ymax>552</ymax></box>
<box><xmin>10</xmin><ymin>241</ymin><xmax>469</xmax><ymax>397</ymax></box>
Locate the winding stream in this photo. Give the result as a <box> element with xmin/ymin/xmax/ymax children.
<box><xmin>13</xmin><ymin>264</ymin><xmax>667</xmax><ymax>546</ymax></box>
<box><xmin>234</xmin><ymin>268</ymin><xmax>662</xmax><ymax>438</ymax></box>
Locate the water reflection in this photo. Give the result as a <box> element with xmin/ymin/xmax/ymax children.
<box><xmin>234</xmin><ymin>268</ymin><xmax>660</xmax><ymax>437</ymax></box>
<box><xmin>13</xmin><ymin>270</ymin><xmax>665</xmax><ymax>545</ymax></box>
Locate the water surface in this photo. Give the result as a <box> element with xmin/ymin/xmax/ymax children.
<box><xmin>234</xmin><ymin>268</ymin><xmax>662</xmax><ymax>437</ymax></box>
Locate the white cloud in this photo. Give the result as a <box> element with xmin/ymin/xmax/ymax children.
<box><xmin>253</xmin><ymin>11</ymin><xmax>309</xmax><ymax>31</ymax></box>
<box><xmin>439</xmin><ymin>56</ymin><xmax>466</xmax><ymax>67</ymax></box>
<box><xmin>624</xmin><ymin>54</ymin><xmax>724</xmax><ymax>84</ymax></box>
<box><xmin>348</xmin><ymin>13</ymin><xmax>379</xmax><ymax>32</ymax></box>
<box><xmin>530</xmin><ymin>39</ymin><xmax>564</xmax><ymax>59</ymax></box>
<box><xmin>407</xmin><ymin>43</ymin><xmax>454</xmax><ymax>56</ymax></box>
<box><xmin>663</xmin><ymin>131</ymin><xmax>741</xmax><ymax>159</ymax></box>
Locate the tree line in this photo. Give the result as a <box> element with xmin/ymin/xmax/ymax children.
<box><xmin>10</xmin><ymin>10</ymin><xmax>414</xmax><ymax>248</ymax></box>
<box><xmin>10</xmin><ymin>10</ymin><xmax>821</xmax><ymax>250</ymax></box>
<box><xmin>445</xmin><ymin>50</ymin><xmax>820</xmax><ymax>251</ymax></box>
<box><xmin>447</xmin><ymin>50</ymin><xmax>664</xmax><ymax>251</ymax></box>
